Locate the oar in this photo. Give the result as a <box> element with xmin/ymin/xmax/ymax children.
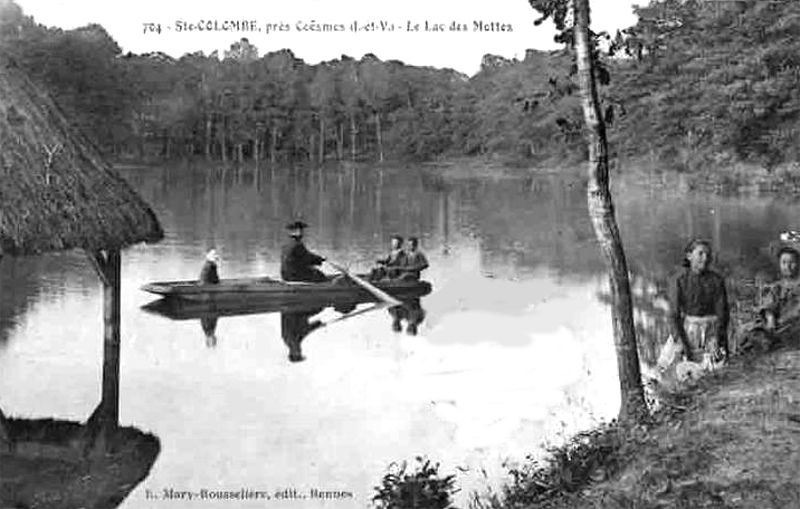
<box><xmin>319</xmin><ymin>302</ymin><xmax>391</xmax><ymax>329</ymax></box>
<box><xmin>325</xmin><ymin>260</ymin><xmax>403</xmax><ymax>307</ymax></box>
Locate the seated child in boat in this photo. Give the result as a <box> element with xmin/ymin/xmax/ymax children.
<box><xmin>370</xmin><ymin>235</ymin><xmax>406</xmax><ymax>281</ymax></box>
<box><xmin>199</xmin><ymin>249</ymin><xmax>220</xmax><ymax>284</ymax></box>
<box><xmin>397</xmin><ymin>237</ymin><xmax>429</xmax><ymax>281</ymax></box>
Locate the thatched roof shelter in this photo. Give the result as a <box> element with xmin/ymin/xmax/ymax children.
<box><xmin>0</xmin><ymin>53</ymin><xmax>163</xmax><ymax>456</ymax></box>
<box><xmin>0</xmin><ymin>55</ymin><xmax>163</xmax><ymax>255</ymax></box>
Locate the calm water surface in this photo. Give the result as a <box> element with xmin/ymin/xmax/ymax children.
<box><xmin>1</xmin><ymin>163</ymin><xmax>798</xmax><ymax>507</ymax></box>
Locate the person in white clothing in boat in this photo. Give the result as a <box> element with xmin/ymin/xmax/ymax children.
<box><xmin>199</xmin><ymin>248</ymin><xmax>221</xmax><ymax>284</ymax></box>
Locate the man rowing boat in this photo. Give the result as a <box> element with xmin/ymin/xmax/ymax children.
<box><xmin>280</xmin><ymin>220</ymin><xmax>328</xmax><ymax>283</ymax></box>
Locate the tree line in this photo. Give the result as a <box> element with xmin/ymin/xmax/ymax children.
<box><xmin>1</xmin><ymin>0</ymin><xmax>799</xmax><ymax>170</ymax></box>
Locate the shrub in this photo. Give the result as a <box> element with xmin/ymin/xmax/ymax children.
<box><xmin>373</xmin><ymin>456</ymin><xmax>459</xmax><ymax>509</ymax></box>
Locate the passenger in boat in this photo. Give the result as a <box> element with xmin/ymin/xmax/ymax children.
<box><xmin>370</xmin><ymin>235</ymin><xmax>406</xmax><ymax>281</ymax></box>
<box><xmin>397</xmin><ymin>237</ymin><xmax>429</xmax><ymax>281</ymax></box>
<box><xmin>281</xmin><ymin>309</ymin><xmax>324</xmax><ymax>362</ymax></box>
<box><xmin>668</xmin><ymin>238</ymin><xmax>730</xmax><ymax>365</ymax></box>
<box><xmin>280</xmin><ymin>221</ymin><xmax>328</xmax><ymax>283</ymax></box>
<box><xmin>199</xmin><ymin>249</ymin><xmax>221</xmax><ymax>284</ymax></box>
<box><xmin>735</xmin><ymin>246</ymin><xmax>800</xmax><ymax>354</ymax></box>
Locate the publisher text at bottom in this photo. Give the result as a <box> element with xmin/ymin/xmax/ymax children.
<box><xmin>146</xmin><ymin>487</ymin><xmax>355</xmax><ymax>502</ymax></box>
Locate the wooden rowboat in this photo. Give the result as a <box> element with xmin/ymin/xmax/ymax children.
<box><xmin>140</xmin><ymin>275</ymin><xmax>432</xmax><ymax>305</ymax></box>
<box><xmin>142</xmin><ymin>294</ymin><xmax>353</xmax><ymax>321</ymax></box>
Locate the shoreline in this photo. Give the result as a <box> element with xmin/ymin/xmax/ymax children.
<box><xmin>472</xmin><ymin>335</ymin><xmax>800</xmax><ymax>509</ymax></box>
<box><xmin>112</xmin><ymin>154</ymin><xmax>800</xmax><ymax>195</ymax></box>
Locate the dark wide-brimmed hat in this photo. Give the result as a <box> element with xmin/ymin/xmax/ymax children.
<box><xmin>286</xmin><ymin>220</ymin><xmax>309</xmax><ymax>233</ymax></box>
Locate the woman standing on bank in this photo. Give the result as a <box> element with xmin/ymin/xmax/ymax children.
<box><xmin>668</xmin><ymin>238</ymin><xmax>730</xmax><ymax>364</ymax></box>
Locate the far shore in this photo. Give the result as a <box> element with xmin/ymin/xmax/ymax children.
<box><xmin>112</xmin><ymin>154</ymin><xmax>800</xmax><ymax>195</ymax></box>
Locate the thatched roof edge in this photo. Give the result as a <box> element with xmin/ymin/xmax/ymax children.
<box><xmin>0</xmin><ymin>55</ymin><xmax>164</xmax><ymax>256</ymax></box>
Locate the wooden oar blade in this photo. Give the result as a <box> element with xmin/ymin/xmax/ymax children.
<box><xmin>326</xmin><ymin>261</ymin><xmax>403</xmax><ymax>306</ymax></box>
<box><xmin>320</xmin><ymin>302</ymin><xmax>391</xmax><ymax>329</ymax></box>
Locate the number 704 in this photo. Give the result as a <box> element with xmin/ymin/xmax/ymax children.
<box><xmin>143</xmin><ymin>23</ymin><xmax>162</xmax><ymax>34</ymax></box>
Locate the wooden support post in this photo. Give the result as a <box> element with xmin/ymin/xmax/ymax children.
<box><xmin>83</xmin><ymin>249</ymin><xmax>122</xmax><ymax>453</ymax></box>
<box><xmin>101</xmin><ymin>248</ymin><xmax>121</xmax><ymax>429</ymax></box>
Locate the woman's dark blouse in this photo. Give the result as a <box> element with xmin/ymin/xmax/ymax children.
<box><xmin>668</xmin><ymin>267</ymin><xmax>730</xmax><ymax>340</ymax></box>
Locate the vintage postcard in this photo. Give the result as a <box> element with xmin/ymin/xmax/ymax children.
<box><xmin>2</xmin><ymin>0</ymin><xmax>799</xmax><ymax>508</ymax></box>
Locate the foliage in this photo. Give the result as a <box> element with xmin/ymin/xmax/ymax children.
<box><xmin>372</xmin><ymin>456</ymin><xmax>459</xmax><ymax>509</ymax></box>
<box><xmin>609</xmin><ymin>0</ymin><xmax>800</xmax><ymax>170</ymax></box>
<box><xmin>471</xmin><ymin>422</ymin><xmax>629</xmax><ymax>509</ymax></box>
<box><xmin>0</xmin><ymin>5</ymin><xmax>131</xmax><ymax>155</ymax></box>
<box><xmin>2</xmin><ymin>0</ymin><xmax>800</xmax><ymax>171</ymax></box>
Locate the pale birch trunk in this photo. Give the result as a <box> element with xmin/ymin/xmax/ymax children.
<box><xmin>574</xmin><ymin>0</ymin><xmax>647</xmax><ymax>422</ymax></box>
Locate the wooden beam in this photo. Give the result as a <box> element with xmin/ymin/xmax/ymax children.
<box><xmin>101</xmin><ymin>249</ymin><xmax>121</xmax><ymax>429</ymax></box>
<box><xmin>83</xmin><ymin>249</ymin><xmax>122</xmax><ymax>454</ymax></box>
<box><xmin>85</xmin><ymin>250</ymin><xmax>110</xmax><ymax>287</ymax></box>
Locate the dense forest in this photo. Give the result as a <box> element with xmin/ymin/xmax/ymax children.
<box><xmin>1</xmin><ymin>0</ymin><xmax>799</xmax><ymax>171</ymax></box>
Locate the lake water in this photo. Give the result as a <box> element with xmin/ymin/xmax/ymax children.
<box><xmin>1</xmin><ymin>162</ymin><xmax>799</xmax><ymax>508</ymax></box>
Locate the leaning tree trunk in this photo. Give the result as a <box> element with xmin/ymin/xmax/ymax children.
<box><xmin>574</xmin><ymin>0</ymin><xmax>647</xmax><ymax>423</ymax></box>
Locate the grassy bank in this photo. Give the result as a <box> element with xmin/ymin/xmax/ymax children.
<box><xmin>473</xmin><ymin>337</ymin><xmax>800</xmax><ymax>509</ymax></box>
<box><xmin>0</xmin><ymin>419</ymin><xmax>160</xmax><ymax>508</ymax></box>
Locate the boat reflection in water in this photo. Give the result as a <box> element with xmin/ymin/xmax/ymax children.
<box><xmin>389</xmin><ymin>298</ymin><xmax>426</xmax><ymax>335</ymax></box>
<box><xmin>200</xmin><ymin>315</ymin><xmax>219</xmax><ymax>347</ymax></box>
<box><xmin>142</xmin><ymin>293</ymin><xmax>429</xmax><ymax>361</ymax></box>
<box><xmin>0</xmin><ymin>321</ymin><xmax>160</xmax><ymax>509</ymax></box>
<box><xmin>281</xmin><ymin>307</ymin><xmax>325</xmax><ymax>362</ymax></box>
